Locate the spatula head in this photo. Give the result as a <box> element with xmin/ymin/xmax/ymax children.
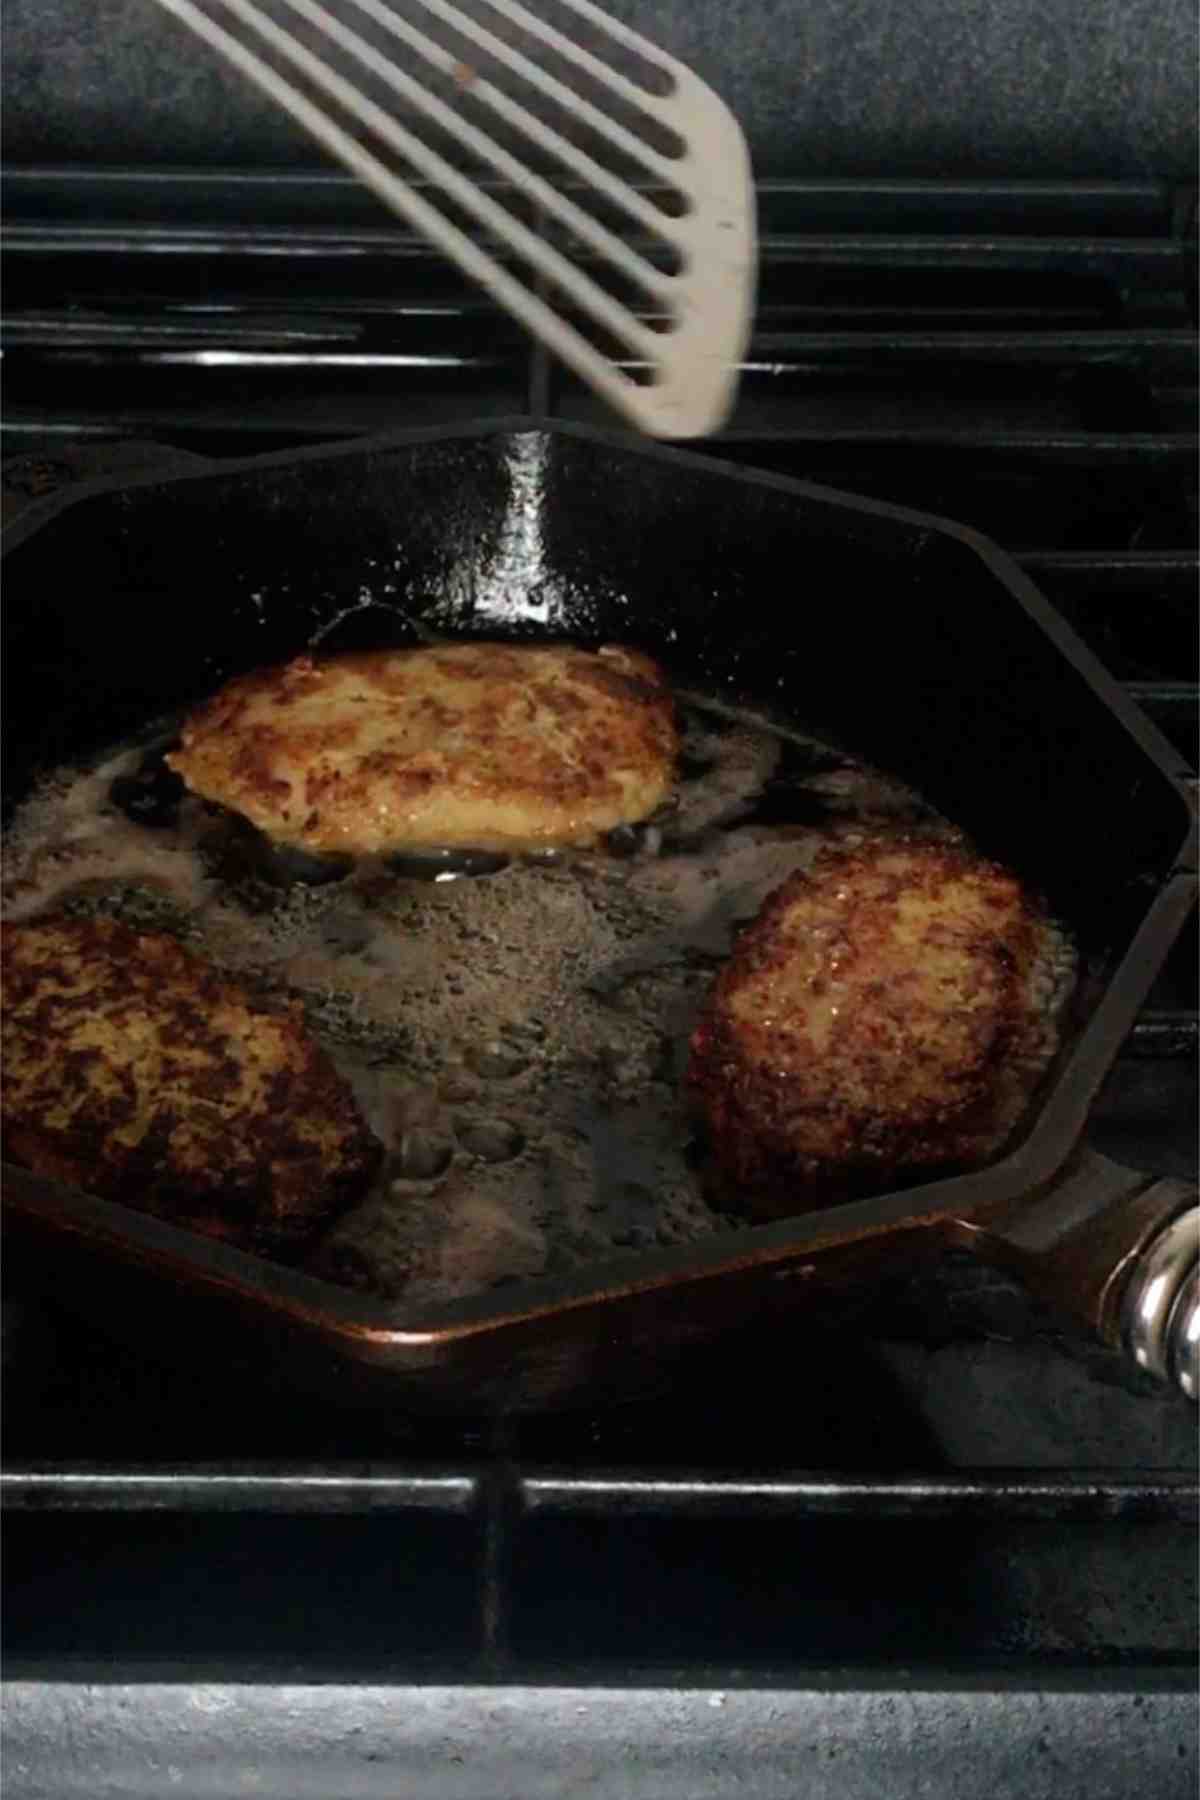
<box><xmin>148</xmin><ymin>0</ymin><xmax>757</xmax><ymax>436</ymax></box>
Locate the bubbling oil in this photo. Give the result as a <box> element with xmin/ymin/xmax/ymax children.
<box><xmin>1</xmin><ymin>689</ymin><xmax>1075</xmax><ymax>1305</ymax></box>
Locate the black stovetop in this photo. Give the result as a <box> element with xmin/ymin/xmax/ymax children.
<box><xmin>2</xmin><ymin>172</ymin><xmax>1196</xmax><ymax>1799</ymax></box>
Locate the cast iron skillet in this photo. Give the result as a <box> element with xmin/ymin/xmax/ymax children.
<box><xmin>2</xmin><ymin>420</ymin><xmax>1197</xmax><ymax>1411</ymax></box>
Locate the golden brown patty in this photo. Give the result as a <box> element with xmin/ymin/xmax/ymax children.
<box><xmin>1</xmin><ymin>916</ymin><xmax>380</xmax><ymax>1252</ymax></box>
<box><xmin>167</xmin><ymin>642</ymin><xmax>679</xmax><ymax>856</ymax></box>
<box><xmin>688</xmin><ymin>830</ymin><xmax>1068</xmax><ymax>1214</ymax></box>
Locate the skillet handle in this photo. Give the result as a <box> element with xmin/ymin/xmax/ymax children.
<box><xmin>949</xmin><ymin>1148</ymin><xmax>1198</xmax><ymax>1400</ymax></box>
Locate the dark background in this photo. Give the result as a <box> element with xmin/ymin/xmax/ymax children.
<box><xmin>3</xmin><ymin>0</ymin><xmax>1196</xmax><ymax>179</ymax></box>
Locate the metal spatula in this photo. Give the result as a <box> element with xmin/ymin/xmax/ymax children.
<box><xmin>147</xmin><ymin>0</ymin><xmax>756</xmax><ymax>437</ymax></box>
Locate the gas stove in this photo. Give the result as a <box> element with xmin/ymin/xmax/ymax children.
<box><xmin>2</xmin><ymin>169</ymin><xmax>1197</xmax><ymax>1797</ymax></box>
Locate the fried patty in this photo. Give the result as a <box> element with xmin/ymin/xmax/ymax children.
<box><xmin>167</xmin><ymin>642</ymin><xmax>679</xmax><ymax>856</ymax></box>
<box><xmin>688</xmin><ymin>830</ymin><xmax>1067</xmax><ymax>1214</ymax></box>
<box><xmin>1</xmin><ymin>916</ymin><xmax>380</xmax><ymax>1252</ymax></box>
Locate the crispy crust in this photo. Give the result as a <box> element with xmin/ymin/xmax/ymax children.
<box><xmin>688</xmin><ymin>830</ymin><xmax>1060</xmax><ymax>1214</ymax></box>
<box><xmin>1</xmin><ymin>916</ymin><xmax>381</xmax><ymax>1253</ymax></box>
<box><xmin>167</xmin><ymin>642</ymin><xmax>679</xmax><ymax>855</ymax></box>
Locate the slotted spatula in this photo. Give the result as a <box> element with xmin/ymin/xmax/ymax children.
<box><xmin>146</xmin><ymin>0</ymin><xmax>756</xmax><ymax>437</ymax></box>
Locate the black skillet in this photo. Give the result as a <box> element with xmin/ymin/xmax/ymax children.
<box><xmin>2</xmin><ymin>421</ymin><xmax>1196</xmax><ymax>1410</ymax></box>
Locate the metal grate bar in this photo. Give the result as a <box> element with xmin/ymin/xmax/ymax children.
<box><xmin>0</xmin><ymin>1465</ymin><xmax>479</xmax><ymax>1512</ymax></box>
<box><xmin>1128</xmin><ymin>1013</ymin><xmax>1199</xmax><ymax>1059</ymax></box>
<box><xmin>4</xmin><ymin>1464</ymin><xmax>1197</xmax><ymax>1519</ymax></box>
<box><xmin>520</xmin><ymin>1472</ymin><xmax>1200</xmax><ymax>1520</ymax></box>
<box><xmin>1019</xmin><ymin>550</ymin><xmax>1199</xmax><ymax>580</ymax></box>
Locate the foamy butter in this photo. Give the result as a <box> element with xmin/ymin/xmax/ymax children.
<box><xmin>2</xmin><ymin>746</ymin><xmax>219</xmax><ymax>923</ymax></box>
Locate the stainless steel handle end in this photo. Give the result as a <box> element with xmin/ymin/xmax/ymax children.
<box><xmin>1120</xmin><ymin>1205</ymin><xmax>1199</xmax><ymax>1400</ymax></box>
<box><xmin>1166</xmin><ymin>1262</ymin><xmax>1198</xmax><ymax>1401</ymax></box>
